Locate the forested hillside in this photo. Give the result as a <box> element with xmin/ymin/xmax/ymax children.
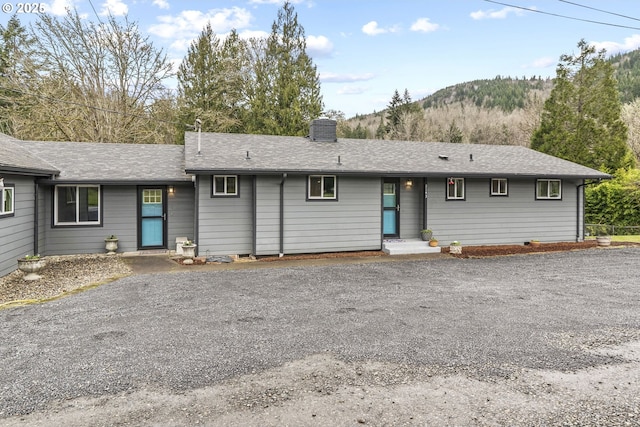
<box><xmin>342</xmin><ymin>48</ymin><xmax>640</xmax><ymax>151</ymax></box>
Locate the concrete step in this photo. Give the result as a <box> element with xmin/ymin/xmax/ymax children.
<box><xmin>382</xmin><ymin>239</ymin><xmax>442</xmax><ymax>255</ymax></box>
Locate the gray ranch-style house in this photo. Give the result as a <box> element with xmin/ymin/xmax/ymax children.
<box><xmin>1</xmin><ymin>119</ymin><xmax>610</xmax><ymax>278</ymax></box>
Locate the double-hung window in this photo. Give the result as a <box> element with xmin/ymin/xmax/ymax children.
<box><xmin>212</xmin><ymin>175</ymin><xmax>238</xmax><ymax>197</ymax></box>
<box><xmin>54</xmin><ymin>185</ymin><xmax>100</xmax><ymax>225</ymax></box>
<box><xmin>0</xmin><ymin>184</ymin><xmax>14</xmax><ymax>217</ymax></box>
<box><xmin>536</xmin><ymin>179</ymin><xmax>562</xmax><ymax>200</ymax></box>
<box><xmin>491</xmin><ymin>178</ymin><xmax>508</xmax><ymax>196</ymax></box>
<box><xmin>446</xmin><ymin>177</ymin><xmax>465</xmax><ymax>200</ymax></box>
<box><xmin>308</xmin><ymin>175</ymin><xmax>336</xmax><ymax>200</ymax></box>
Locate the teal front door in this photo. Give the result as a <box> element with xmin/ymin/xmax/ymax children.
<box><xmin>383</xmin><ymin>179</ymin><xmax>400</xmax><ymax>237</ymax></box>
<box><xmin>138</xmin><ymin>187</ymin><xmax>166</xmax><ymax>249</ymax></box>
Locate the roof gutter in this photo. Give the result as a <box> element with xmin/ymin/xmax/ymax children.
<box><xmin>184</xmin><ymin>168</ymin><xmax>611</xmax><ymax>180</ymax></box>
<box><xmin>0</xmin><ymin>166</ymin><xmax>60</xmax><ymax>177</ymax></box>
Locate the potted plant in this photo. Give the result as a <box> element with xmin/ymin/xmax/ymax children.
<box><xmin>594</xmin><ymin>224</ymin><xmax>611</xmax><ymax>247</ymax></box>
<box><xmin>429</xmin><ymin>236</ymin><xmax>438</xmax><ymax>247</ymax></box>
<box><xmin>17</xmin><ymin>254</ymin><xmax>45</xmax><ymax>281</ymax></box>
<box><xmin>529</xmin><ymin>239</ymin><xmax>541</xmax><ymax>247</ymax></box>
<box><xmin>449</xmin><ymin>241</ymin><xmax>462</xmax><ymax>254</ymax></box>
<box><xmin>181</xmin><ymin>240</ymin><xmax>197</xmax><ymax>264</ymax></box>
<box><xmin>420</xmin><ymin>229</ymin><xmax>433</xmax><ymax>241</ymax></box>
<box><xmin>105</xmin><ymin>235</ymin><xmax>119</xmax><ymax>254</ymax></box>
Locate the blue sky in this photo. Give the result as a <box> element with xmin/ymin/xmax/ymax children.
<box><xmin>2</xmin><ymin>0</ymin><xmax>640</xmax><ymax>117</ymax></box>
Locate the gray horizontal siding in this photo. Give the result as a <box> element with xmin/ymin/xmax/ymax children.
<box><xmin>256</xmin><ymin>175</ymin><xmax>381</xmax><ymax>255</ymax></box>
<box><xmin>167</xmin><ymin>184</ymin><xmax>195</xmax><ymax>251</ymax></box>
<box><xmin>0</xmin><ymin>175</ymin><xmax>36</xmax><ymax>277</ymax></box>
<box><xmin>40</xmin><ymin>184</ymin><xmax>196</xmax><ymax>255</ymax></box>
<box><xmin>197</xmin><ymin>176</ymin><xmax>252</xmax><ymax>255</ymax></box>
<box><xmin>399</xmin><ymin>180</ymin><xmax>422</xmax><ymax>239</ymax></box>
<box><xmin>426</xmin><ymin>178</ymin><xmax>581</xmax><ymax>245</ymax></box>
<box><xmin>41</xmin><ymin>185</ymin><xmax>137</xmax><ymax>255</ymax></box>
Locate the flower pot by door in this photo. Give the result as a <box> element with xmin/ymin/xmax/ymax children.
<box><xmin>17</xmin><ymin>258</ymin><xmax>45</xmax><ymax>281</ymax></box>
<box><xmin>449</xmin><ymin>245</ymin><xmax>462</xmax><ymax>254</ymax></box>
<box><xmin>105</xmin><ymin>238</ymin><xmax>118</xmax><ymax>255</ymax></box>
<box><xmin>182</xmin><ymin>244</ymin><xmax>197</xmax><ymax>264</ymax></box>
<box><xmin>596</xmin><ymin>236</ymin><xmax>611</xmax><ymax>247</ymax></box>
<box><xmin>429</xmin><ymin>240</ymin><xmax>438</xmax><ymax>247</ymax></box>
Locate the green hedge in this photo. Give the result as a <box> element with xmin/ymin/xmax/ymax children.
<box><xmin>585</xmin><ymin>169</ymin><xmax>640</xmax><ymax>233</ymax></box>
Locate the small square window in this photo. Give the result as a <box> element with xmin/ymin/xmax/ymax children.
<box><xmin>212</xmin><ymin>175</ymin><xmax>239</xmax><ymax>197</ymax></box>
<box><xmin>491</xmin><ymin>178</ymin><xmax>508</xmax><ymax>196</ymax></box>
<box><xmin>308</xmin><ymin>175</ymin><xmax>337</xmax><ymax>200</ymax></box>
<box><xmin>446</xmin><ymin>178</ymin><xmax>464</xmax><ymax>200</ymax></box>
<box><xmin>536</xmin><ymin>179</ymin><xmax>562</xmax><ymax>199</ymax></box>
<box><xmin>0</xmin><ymin>185</ymin><xmax>15</xmax><ymax>217</ymax></box>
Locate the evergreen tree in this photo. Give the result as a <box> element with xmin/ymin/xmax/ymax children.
<box><xmin>247</xmin><ymin>1</ymin><xmax>323</xmax><ymax>136</ymax></box>
<box><xmin>0</xmin><ymin>15</ymin><xmax>34</xmax><ymax>135</ymax></box>
<box><xmin>384</xmin><ymin>88</ymin><xmax>423</xmax><ymax>140</ymax></box>
<box><xmin>446</xmin><ymin>120</ymin><xmax>463</xmax><ymax>143</ymax></box>
<box><xmin>385</xmin><ymin>89</ymin><xmax>403</xmax><ymax>139</ymax></box>
<box><xmin>177</xmin><ymin>25</ymin><xmax>249</xmax><ymax>134</ymax></box>
<box><xmin>531</xmin><ymin>39</ymin><xmax>632</xmax><ymax>172</ymax></box>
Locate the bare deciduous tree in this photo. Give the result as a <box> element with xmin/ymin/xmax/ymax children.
<box><xmin>18</xmin><ymin>9</ymin><xmax>174</xmax><ymax>143</ymax></box>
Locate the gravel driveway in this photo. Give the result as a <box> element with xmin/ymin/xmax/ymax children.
<box><xmin>1</xmin><ymin>248</ymin><xmax>640</xmax><ymax>426</ymax></box>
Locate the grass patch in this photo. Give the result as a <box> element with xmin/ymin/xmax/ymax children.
<box><xmin>586</xmin><ymin>235</ymin><xmax>640</xmax><ymax>243</ymax></box>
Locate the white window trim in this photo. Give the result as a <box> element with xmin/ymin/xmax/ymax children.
<box><xmin>491</xmin><ymin>178</ymin><xmax>508</xmax><ymax>196</ymax></box>
<box><xmin>54</xmin><ymin>185</ymin><xmax>101</xmax><ymax>225</ymax></box>
<box><xmin>446</xmin><ymin>177</ymin><xmax>465</xmax><ymax>200</ymax></box>
<box><xmin>536</xmin><ymin>179</ymin><xmax>562</xmax><ymax>200</ymax></box>
<box><xmin>308</xmin><ymin>175</ymin><xmax>337</xmax><ymax>200</ymax></box>
<box><xmin>1</xmin><ymin>185</ymin><xmax>14</xmax><ymax>216</ymax></box>
<box><xmin>212</xmin><ymin>175</ymin><xmax>238</xmax><ymax>196</ymax></box>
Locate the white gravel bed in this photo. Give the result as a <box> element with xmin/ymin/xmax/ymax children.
<box><xmin>0</xmin><ymin>254</ymin><xmax>132</xmax><ymax>306</ymax></box>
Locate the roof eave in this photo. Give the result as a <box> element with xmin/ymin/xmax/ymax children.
<box><xmin>0</xmin><ymin>166</ymin><xmax>60</xmax><ymax>177</ymax></box>
<box><xmin>185</xmin><ymin>168</ymin><xmax>611</xmax><ymax>180</ymax></box>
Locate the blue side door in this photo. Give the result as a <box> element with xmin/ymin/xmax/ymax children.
<box><xmin>138</xmin><ymin>187</ymin><xmax>166</xmax><ymax>249</ymax></box>
<box><xmin>383</xmin><ymin>179</ymin><xmax>400</xmax><ymax>237</ymax></box>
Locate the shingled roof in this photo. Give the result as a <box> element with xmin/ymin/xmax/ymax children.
<box><xmin>19</xmin><ymin>140</ymin><xmax>191</xmax><ymax>183</ymax></box>
<box><xmin>0</xmin><ymin>134</ymin><xmax>59</xmax><ymax>176</ymax></box>
<box><xmin>184</xmin><ymin>132</ymin><xmax>611</xmax><ymax>180</ymax></box>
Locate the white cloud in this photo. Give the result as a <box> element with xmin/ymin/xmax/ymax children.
<box><xmin>248</xmin><ymin>0</ymin><xmax>305</xmax><ymax>4</ymax></box>
<box><xmin>306</xmin><ymin>35</ymin><xmax>333</xmax><ymax>57</ymax></box>
<box><xmin>410</xmin><ymin>17</ymin><xmax>439</xmax><ymax>33</ymax></box>
<box><xmin>148</xmin><ymin>7</ymin><xmax>253</xmax><ymax>41</ymax></box>
<box><xmin>99</xmin><ymin>0</ymin><xmax>128</xmax><ymax>16</ymax></box>
<box><xmin>320</xmin><ymin>72</ymin><xmax>375</xmax><ymax>83</ymax></box>
<box><xmin>238</xmin><ymin>29</ymin><xmax>269</xmax><ymax>40</ymax></box>
<box><xmin>47</xmin><ymin>0</ymin><xmax>77</xmax><ymax>16</ymax></box>
<box><xmin>362</xmin><ymin>21</ymin><xmax>399</xmax><ymax>36</ymax></box>
<box><xmin>470</xmin><ymin>7</ymin><xmax>528</xmax><ymax>20</ymax></box>
<box><xmin>525</xmin><ymin>57</ymin><xmax>556</xmax><ymax>69</ymax></box>
<box><xmin>152</xmin><ymin>0</ymin><xmax>170</xmax><ymax>10</ymax></box>
<box><xmin>337</xmin><ymin>86</ymin><xmax>368</xmax><ymax>95</ymax></box>
<box><xmin>592</xmin><ymin>34</ymin><xmax>640</xmax><ymax>56</ymax></box>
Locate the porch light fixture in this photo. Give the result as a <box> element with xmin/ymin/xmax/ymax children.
<box><xmin>168</xmin><ymin>186</ymin><xmax>175</xmax><ymax>195</ymax></box>
<box><xmin>0</xmin><ymin>177</ymin><xmax>4</xmax><ymax>191</ymax></box>
<box><xmin>405</xmin><ymin>179</ymin><xmax>413</xmax><ymax>189</ymax></box>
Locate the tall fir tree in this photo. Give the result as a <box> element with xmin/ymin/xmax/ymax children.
<box><xmin>0</xmin><ymin>15</ymin><xmax>35</xmax><ymax>135</ymax></box>
<box><xmin>177</xmin><ymin>25</ymin><xmax>248</xmax><ymax>134</ymax></box>
<box><xmin>247</xmin><ymin>1</ymin><xmax>323</xmax><ymax>136</ymax></box>
<box><xmin>531</xmin><ymin>39</ymin><xmax>633</xmax><ymax>172</ymax></box>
